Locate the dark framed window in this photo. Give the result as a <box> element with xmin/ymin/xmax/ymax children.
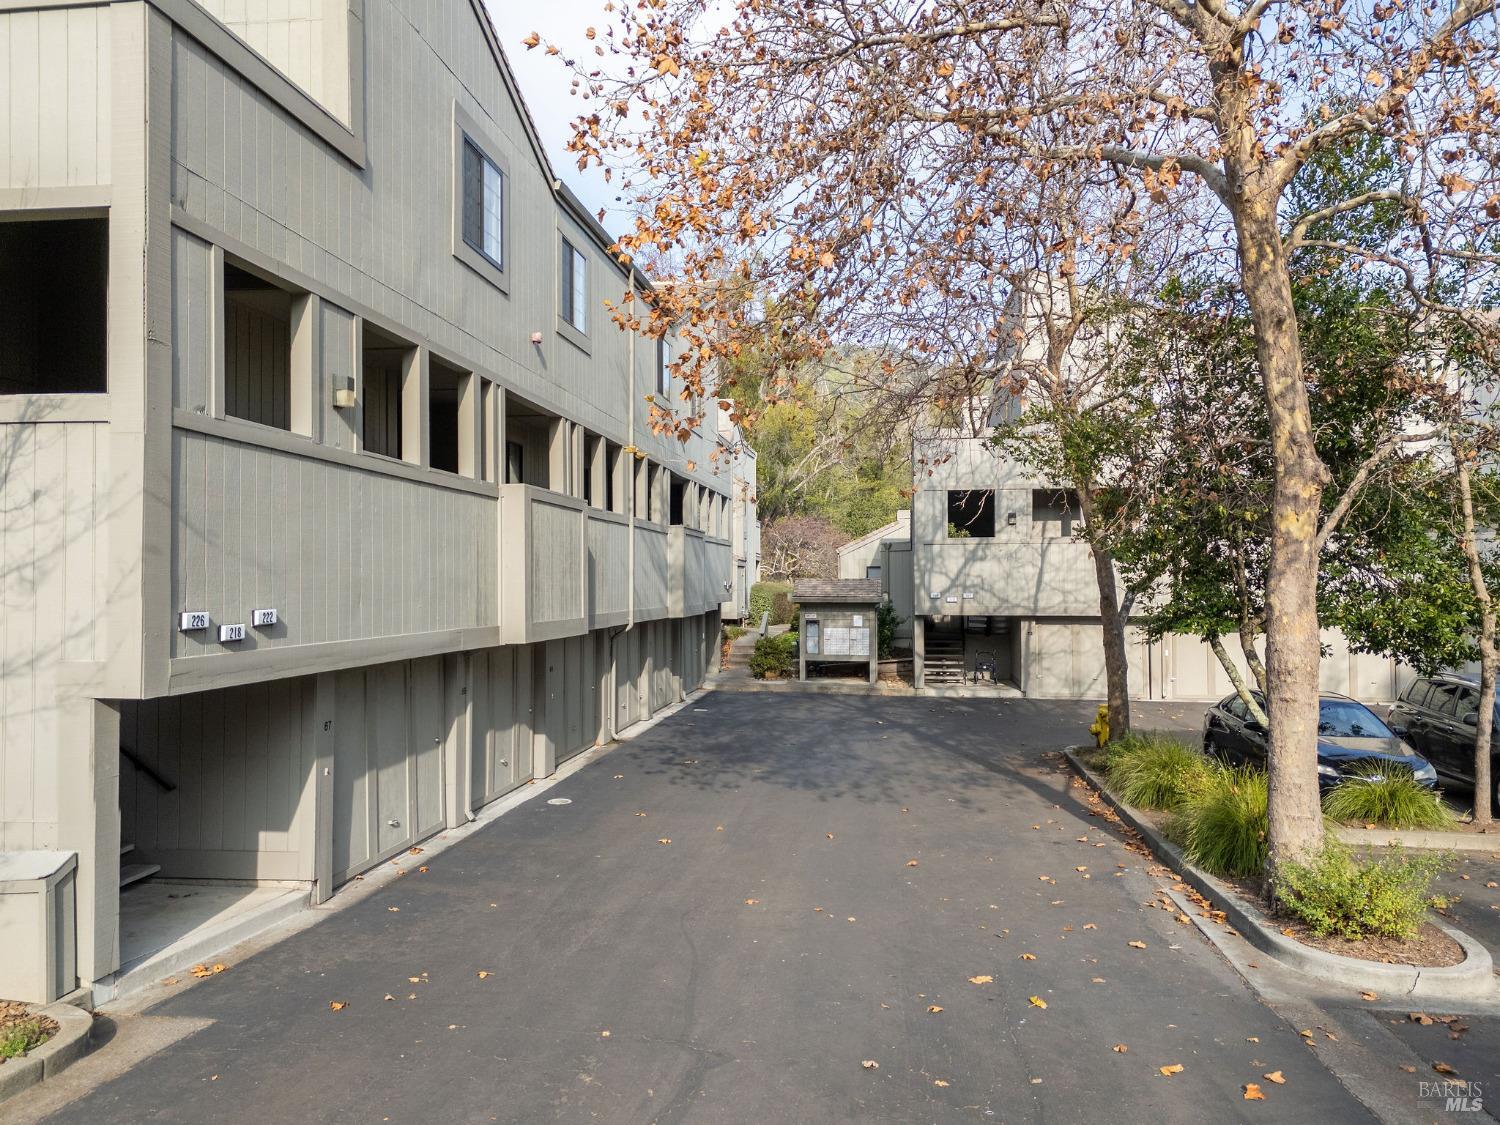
<box><xmin>947</xmin><ymin>489</ymin><xmax>996</xmax><ymax>538</ymax></box>
<box><xmin>561</xmin><ymin>238</ymin><xmax>587</xmax><ymax>332</ymax></box>
<box><xmin>657</xmin><ymin>338</ymin><xmax>671</xmax><ymax>397</ymax></box>
<box><xmin>461</xmin><ymin>138</ymin><xmax>504</xmax><ymax>270</ymax></box>
<box><xmin>506</xmin><ymin>440</ymin><xmax>525</xmax><ymax>485</ymax></box>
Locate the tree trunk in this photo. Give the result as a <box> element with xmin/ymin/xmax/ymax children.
<box><xmin>1237</xmin><ymin>626</ymin><xmax>1269</xmax><ymax>695</ymax></box>
<box><xmin>1231</xmin><ymin>195</ymin><xmax>1329</xmax><ymax>872</ymax></box>
<box><xmin>1456</xmin><ymin>451</ymin><xmax>1495</xmax><ymax>825</ymax></box>
<box><xmin>1208</xmin><ymin>634</ymin><xmax>1270</xmax><ymax>727</ymax></box>
<box><xmin>1079</xmin><ymin>488</ymin><xmax>1132</xmax><ymax>737</ymax></box>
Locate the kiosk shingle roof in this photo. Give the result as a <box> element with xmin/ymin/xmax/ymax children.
<box><xmin>792</xmin><ymin>579</ymin><xmax>882</xmax><ymax>604</ymax></box>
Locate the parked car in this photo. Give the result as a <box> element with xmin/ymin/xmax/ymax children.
<box><xmin>1388</xmin><ymin>673</ymin><xmax>1500</xmax><ymax>804</ymax></box>
<box><xmin>1202</xmin><ymin>691</ymin><xmax>1437</xmax><ymax>788</ymax></box>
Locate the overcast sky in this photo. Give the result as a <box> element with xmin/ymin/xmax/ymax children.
<box><xmin>483</xmin><ymin>0</ymin><xmax>630</xmax><ymax>229</ymax></box>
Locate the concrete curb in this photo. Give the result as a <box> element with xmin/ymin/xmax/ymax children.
<box><xmin>0</xmin><ymin>1002</ymin><xmax>92</xmax><ymax>1103</ymax></box>
<box><xmin>1334</xmin><ymin>824</ymin><xmax>1500</xmax><ymax>853</ymax></box>
<box><xmin>1062</xmin><ymin>747</ymin><xmax>1497</xmax><ymax>1002</ymax></box>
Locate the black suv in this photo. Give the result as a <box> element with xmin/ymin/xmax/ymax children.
<box><xmin>1388</xmin><ymin>673</ymin><xmax>1500</xmax><ymax>803</ymax></box>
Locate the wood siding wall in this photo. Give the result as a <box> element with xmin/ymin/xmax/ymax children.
<box><xmin>633</xmin><ymin>525</ymin><xmax>668</xmax><ymax>621</ymax></box>
<box><xmin>586</xmin><ymin>511</ymin><xmax>629</xmax><ymax>622</ymax></box>
<box><xmin>194</xmin><ymin>0</ymin><xmax>351</xmax><ymax>124</ymax></box>
<box><xmin>0</xmin><ymin>5</ymin><xmax>112</xmax><ymax>190</ymax></box>
<box><xmin>170</xmin><ymin>428</ymin><xmax>496</xmax><ymax>659</ymax></box>
<box><xmin>0</xmin><ymin>420</ymin><xmax>106</xmax><ymax>849</ymax></box>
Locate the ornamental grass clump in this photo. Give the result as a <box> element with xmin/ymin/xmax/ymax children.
<box><xmin>1102</xmin><ymin>733</ymin><xmax>1215</xmax><ymax>812</ymax></box>
<box><xmin>1175</xmin><ymin>766</ymin><xmax>1269</xmax><ymax>878</ymax></box>
<box><xmin>1321</xmin><ymin>764</ymin><xmax>1456</xmax><ymax>830</ymax></box>
<box><xmin>1273</xmin><ymin>843</ymin><xmax>1451</xmax><ymax>941</ymax></box>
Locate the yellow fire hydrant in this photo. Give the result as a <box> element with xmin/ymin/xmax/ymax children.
<box><xmin>1089</xmin><ymin>704</ymin><xmax>1110</xmax><ymax>748</ymax></box>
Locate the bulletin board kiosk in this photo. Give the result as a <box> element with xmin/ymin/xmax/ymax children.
<box><xmin>792</xmin><ymin>579</ymin><xmax>882</xmax><ymax>684</ymax></box>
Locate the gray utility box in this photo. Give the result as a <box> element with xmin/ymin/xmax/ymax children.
<box><xmin>0</xmin><ymin>851</ymin><xmax>78</xmax><ymax>1003</ymax></box>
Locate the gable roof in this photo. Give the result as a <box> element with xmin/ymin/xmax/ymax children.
<box><xmin>793</xmin><ymin>579</ymin><xmax>882</xmax><ymax>604</ymax></box>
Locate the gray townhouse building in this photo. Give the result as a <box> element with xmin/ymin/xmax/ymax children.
<box><xmin>0</xmin><ymin>0</ymin><xmax>756</xmax><ymax>1004</ymax></box>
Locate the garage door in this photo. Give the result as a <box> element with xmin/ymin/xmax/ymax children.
<box><xmin>470</xmin><ymin>645</ymin><xmax>536</xmax><ymax>810</ymax></box>
<box><xmin>332</xmin><ymin>657</ymin><xmax>447</xmax><ymax>884</ymax></box>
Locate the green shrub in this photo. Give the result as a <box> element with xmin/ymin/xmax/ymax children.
<box><xmin>1273</xmin><ymin>843</ymin><xmax>1451</xmax><ymax>941</ymax></box>
<box><xmin>749</xmin><ymin>632</ymin><xmax>799</xmax><ymax>679</ymax></box>
<box><xmin>749</xmin><ymin>582</ymin><xmax>792</xmax><ymax>626</ymax></box>
<box><xmin>1175</xmin><ymin>766</ymin><xmax>1269</xmax><ymax>878</ymax></box>
<box><xmin>1321</xmin><ymin>764</ymin><xmax>1456</xmax><ymax>830</ymax></box>
<box><xmin>0</xmin><ymin>1019</ymin><xmax>49</xmax><ymax>1060</ymax></box>
<box><xmin>723</xmin><ymin>624</ymin><xmax>749</xmax><ymax>643</ymax></box>
<box><xmin>1105</xmin><ymin>735</ymin><xmax>1216</xmax><ymax>812</ymax></box>
<box><xmin>769</xmin><ymin>590</ymin><xmax>798</xmax><ymax>626</ymax></box>
<box><xmin>946</xmin><ymin>522</ymin><xmax>971</xmax><ymax>539</ymax></box>
<box><xmin>877</xmin><ymin>601</ymin><xmax>905</xmax><ymax>660</ymax></box>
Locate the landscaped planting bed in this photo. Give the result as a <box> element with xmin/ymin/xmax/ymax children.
<box><xmin>0</xmin><ymin>1001</ymin><xmax>57</xmax><ymax>1064</ymax></box>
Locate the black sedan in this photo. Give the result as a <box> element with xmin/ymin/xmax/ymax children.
<box><xmin>1202</xmin><ymin>691</ymin><xmax>1438</xmax><ymax>788</ymax></box>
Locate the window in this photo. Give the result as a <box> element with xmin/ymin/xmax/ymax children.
<box><xmin>1403</xmin><ymin>679</ymin><xmax>1433</xmax><ymax>707</ymax></box>
<box><xmin>657</xmin><ymin>338</ymin><xmax>672</xmax><ymax>398</ymax></box>
<box><xmin>1457</xmin><ymin>688</ymin><xmax>1480</xmax><ymax>722</ymax></box>
<box><xmin>865</xmin><ymin>565</ymin><xmax>882</xmax><ymax>581</ymax></box>
<box><xmin>561</xmin><ymin>238</ymin><xmax>587</xmax><ymax>333</ymax></box>
<box><xmin>223</xmin><ymin>262</ymin><xmax>295</xmax><ymax>429</ymax></box>
<box><xmin>506</xmin><ymin>440</ymin><xmax>525</xmax><ymax>484</ymax></box>
<box><xmin>669</xmin><ymin>475</ymin><xmax>686</xmax><ymax>526</ymax></box>
<box><xmin>606</xmin><ymin>442</ymin><xmax>623</xmax><ymax>513</ymax></box>
<box><xmin>1317</xmin><ymin>699</ymin><xmax>1393</xmax><ymax>739</ymax></box>
<box><xmin>0</xmin><ymin>219</ymin><xmax>107</xmax><ymax>394</ymax></box>
<box><xmin>1224</xmin><ymin>695</ymin><xmax>1249</xmax><ymax>721</ymax></box>
<box><xmin>461</xmin><ymin>138</ymin><xmax>504</xmax><ymax>270</ymax></box>
<box><xmin>1428</xmin><ymin>682</ymin><xmax>1461</xmax><ymax>717</ymax></box>
<box><xmin>946</xmin><ymin>490</ymin><xmax>996</xmax><ymax>538</ymax></box>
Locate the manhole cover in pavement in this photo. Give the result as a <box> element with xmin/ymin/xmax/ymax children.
<box><xmin>546</xmin><ymin>798</ymin><xmax>572</xmax><ymax>806</ymax></box>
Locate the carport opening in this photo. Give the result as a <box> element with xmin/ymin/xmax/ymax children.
<box><xmin>0</xmin><ymin>218</ymin><xmax>108</xmax><ymax>395</ymax></box>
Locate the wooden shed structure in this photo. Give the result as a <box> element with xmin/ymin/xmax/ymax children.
<box><xmin>793</xmin><ymin>580</ymin><xmax>882</xmax><ymax>684</ymax></box>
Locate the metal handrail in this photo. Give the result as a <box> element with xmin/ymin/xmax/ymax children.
<box><xmin>121</xmin><ymin>745</ymin><xmax>177</xmax><ymax>793</ymax></box>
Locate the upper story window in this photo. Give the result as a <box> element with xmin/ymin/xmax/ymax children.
<box><xmin>461</xmin><ymin>138</ymin><xmax>504</xmax><ymax>269</ymax></box>
<box><xmin>947</xmin><ymin>489</ymin><xmax>996</xmax><ymax>538</ymax></box>
<box><xmin>561</xmin><ymin>238</ymin><xmax>588</xmax><ymax>334</ymax></box>
<box><xmin>452</xmin><ymin>106</ymin><xmax>509</xmax><ymax>291</ymax></box>
<box><xmin>657</xmin><ymin>338</ymin><xmax>672</xmax><ymax>398</ymax></box>
<box><xmin>0</xmin><ymin>218</ymin><xmax>107</xmax><ymax>395</ymax></box>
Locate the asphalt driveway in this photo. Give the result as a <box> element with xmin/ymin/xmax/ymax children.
<box><xmin>22</xmin><ymin>695</ymin><xmax>1369</xmax><ymax>1124</ymax></box>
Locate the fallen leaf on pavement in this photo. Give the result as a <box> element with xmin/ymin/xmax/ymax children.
<box><xmin>1019</xmin><ymin>953</ymin><xmax>1037</xmax><ymax>960</ymax></box>
<box><xmin>1075</xmin><ymin>866</ymin><xmax>1088</xmax><ymax>873</ymax></box>
<box><xmin>418</xmin><ymin>866</ymin><xmax>429</xmax><ymax>873</ymax></box>
<box><xmin>847</xmin><ymin>916</ymin><xmax>857</xmax><ymax>922</ymax></box>
<box><xmin>1083</xmin><ymin>923</ymin><xmax>1097</xmax><ymax>930</ymax></box>
<box><xmin>1112</xmin><ymin>1044</ymin><xmax>1128</xmax><ymax>1053</ymax></box>
<box><xmin>601</xmin><ymin>1030</ymin><xmax>610</xmax><ymax>1037</ymax></box>
<box><xmin>1091</xmin><ymin>977</ymin><xmax>1107</xmax><ymax>984</ymax></box>
<box><xmin>657</xmin><ymin>839</ymin><xmax>672</xmax><ymax>845</ymax></box>
<box><xmin>1243</xmin><ymin>1083</ymin><xmax>1265</xmax><ymax>1100</ymax></box>
<box><xmin>927</xmin><ymin>1005</ymin><xmax>943</xmax><ymax>1013</ymax></box>
<box><xmin>1128</xmin><ymin>941</ymin><xmax>1147</xmax><ymax>950</ymax></box>
<box><xmin>1263</xmin><ymin>1071</ymin><xmax>1285</xmax><ymax>1084</ymax></box>
<box><xmin>477</xmin><ymin>970</ymin><xmax>492</xmax><ymax>979</ymax></box>
<box><xmin>826</xmin><ymin>833</ymin><xmax>834</xmax><ymax>840</ymax></box>
<box><xmin>969</xmin><ymin>975</ymin><xmax>994</xmax><ymax>985</ymax></box>
<box><xmin>1360</xmin><ymin>991</ymin><xmax>1378</xmax><ymax>1001</ymax></box>
<box><xmin>383</xmin><ymin>994</ymin><xmax>395</xmax><ymax>1001</ymax></box>
<box><xmin>933</xmin><ymin>1079</ymin><xmax>950</xmax><ymax>1087</ymax></box>
<box><xmin>635</xmin><ymin>812</ymin><xmax>647</xmax><ymax>817</ymax></box>
<box><xmin>1029</xmin><ymin>996</ymin><xmax>1047</xmax><ymax>1009</ymax></box>
<box><xmin>1247</xmin><ymin>1037</ymin><xmax>1259</xmax><ymax>1044</ymax></box>
<box><xmin>388</xmin><ymin>906</ymin><xmax>400</xmax><ymax>912</ymax></box>
<box><xmin>1298</xmin><ymin>1030</ymin><xmax>1314</xmax><ymax>1039</ymax></box>
<box><xmin>1159</xmin><ymin>1064</ymin><xmax>1184</xmax><ymax>1077</ymax></box>
<box><xmin>1434</xmin><ymin>1062</ymin><xmax>1458</xmax><ymax>1075</ymax></box>
<box><xmin>906</xmin><ymin>860</ymin><xmax>919</xmax><ymax>867</ymax></box>
<box><xmin>861</xmin><ymin>1060</ymin><xmax>879</xmax><ymax>1070</ymax></box>
<box><xmin>329</xmin><ymin>1001</ymin><xmax>348</xmax><ymax>1011</ymax></box>
<box><xmin>744</xmin><ymin>899</ymin><xmax>760</xmax><ymax>905</ymax></box>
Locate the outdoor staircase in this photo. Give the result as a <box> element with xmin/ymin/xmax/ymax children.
<box><xmin>120</xmin><ymin>744</ymin><xmax>171</xmax><ymax>890</ymax></box>
<box><xmin>924</xmin><ymin>631</ymin><xmax>966</xmax><ymax>684</ymax></box>
<box><xmin>120</xmin><ymin>841</ymin><xmax>160</xmax><ymax>889</ymax></box>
